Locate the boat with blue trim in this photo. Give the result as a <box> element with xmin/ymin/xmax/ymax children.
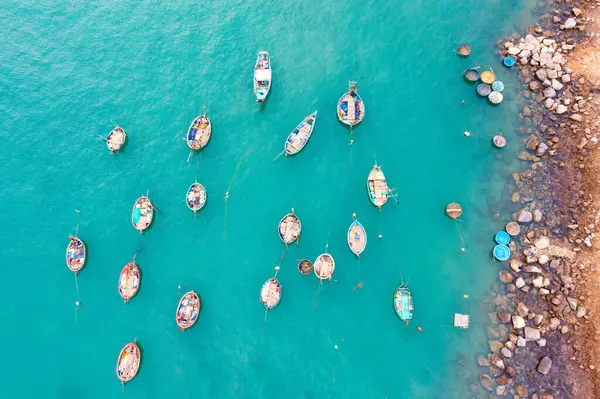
<box><xmin>260</xmin><ymin>278</ymin><xmax>282</xmax><ymax>310</ymax></box>
<box><xmin>337</xmin><ymin>81</ymin><xmax>364</xmax><ymax>126</ymax></box>
<box><xmin>176</xmin><ymin>290</ymin><xmax>201</xmax><ymax>331</ymax></box>
<box><xmin>253</xmin><ymin>51</ymin><xmax>271</xmax><ymax>103</ymax></box>
<box><xmin>185</xmin><ymin>111</ymin><xmax>211</xmax><ymax>150</ymax></box>
<box><xmin>393</xmin><ymin>283</ymin><xmax>414</xmax><ymax>324</ymax></box>
<box><xmin>285</xmin><ymin>111</ymin><xmax>317</xmax><ymax>156</ymax></box>
<box><xmin>347</xmin><ymin>214</ymin><xmax>367</xmax><ymax>257</ymax></box>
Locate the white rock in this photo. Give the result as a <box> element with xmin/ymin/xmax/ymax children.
<box><xmin>519</xmin><ymin>49</ymin><xmax>532</xmax><ymax>59</ymax></box>
<box><xmin>552</xmin><ymin>79</ymin><xmax>564</xmax><ymax>91</ymax></box>
<box><xmin>508</xmin><ymin>46</ymin><xmax>521</xmax><ymax>55</ymax></box>
<box><xmin>535</xmin><ymin>236</ymin><xmax>550</xmax><ymax>249</ymax></box>
<box><xmin>537</xmin><ymin>338</ymin><xmax>547</xmax><ymax>347</ymax></box>
<box><xmin>525</xmin><ymin>326</ymin><xmax>541</xmax><ymax>341</ymax></box>
<box><xmin>544</xmin><ymin>98</ymin><xmax>555</xmax><ymax>109</ymax></box>
<box><xmin>512</xmin><ymin>315</ymin><xmax>526</xmax><ymax>329</ymax></box>
<box><xmin>538</xmin><ymin>254</ymin><xmax>549</xmax><ymax>265</ymax></box>
<box><xmin>542</xmin><ymin>39</ymin><xmax>555</xmax><ymax>46</ymax></box>
<box><xmin>564</xmin><ymin>18</ymin><xmax>577</xmax><ymax>30</ymax></box>
<box><xmin>515</xmin><ymin>277</ymin><xmax>526</xmax><ymax>288</ymax></box>
<box><xmin>517</xmin><ymin>336</ymin><xmax>527</xmax><ymax>347</ymax></box>
<box><xmin>556</xmin><ymin>104</ymin><xmax>568</xmax><ymax>114</ymax></box>
<box><xmin>533</xmin><ymin>276</ymin><xmax>544</xmax><ymax>288</ymax></box>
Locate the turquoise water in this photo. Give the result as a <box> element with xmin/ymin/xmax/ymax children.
<box><xmin>0</xmin><ymin>1</ymin><xmax>541</xmax><ymax>398</ymax></box>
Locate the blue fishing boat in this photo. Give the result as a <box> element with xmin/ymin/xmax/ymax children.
<box><xmin>337</xmin><ymin>81</ymin><xmax>364</xmax><ymax>126</ymax></box>
<box><xmin>393</xmin><ymin>284</ymin><xmax>413</xmax><ymax>324</ymax></box>
<box><xmin>253</xmin><ymin>51</ymin><xmax>271</xmax><ymax>103</ymax></box>
<box><xmin>131</xmin><ymin>194</ymin><xmax>154</xmax><ymax>234</ymax></box>
<box><xmin>347</xmin><ymin>215</ymin><xmax>367</xmax><ymax>257</ymax></box>
<box><xmin>285</xmin><ymin>111</ymin><xmax>317</xmax><ymax>156</ymax></box>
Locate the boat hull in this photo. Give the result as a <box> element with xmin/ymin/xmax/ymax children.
<box><xmin>337</xmin><ymin>83</ymin><xmax>364</xmax><ymax>126</ymax></box>
<box><xmin>116</xmin><ymin>342</ymin><xmax>141</xmax><ymax>383</ymax></box>
<box><xmin>119</xmin><ymin>262</ymin><xmax>141</xmax><ymax>302</ymax></box>
<box><xmin>176</xmin><ymin>290</ymin><xmax>201</xmax><ymax>330</ymax></box>
<box><xmin>253</xmin><ymin>51</ymin><xmax>271</xmax><ymax>103</ymax></box>
<box><xmin>132</xmin><ymin>195</ymin><xmax>154</xmax><ymax>232</ymax></box>
<box><xmin>186</xmin><ymin>115</ymin><xmax>211</xmax><ymax>150</ymax></box>
<box><xmin>314</xmin><ymin>253</ymin><xmax>335</xmax><ymax>280</ymax></box>
<box><xmin>347</xmin><ymin>219</ymin><xmax>367</xmax><ymax>257</ymax></box>
<box><xmin>260</xmin><ymin>278</ymin><xmax>282</xmax><ymax>309</ymax></box>
<box><xmin>367</xmin><ymin>166</ymin><xmax>389</xmax><ymax>208</ymax></box>
<box><xmin>107</xmin><ymin>126</ymin><xmax>127</xmax><ymax>152</ymax></box>
<box><xmin>285</xmin><ymin>111</ymin><xmax>318</xmax><ymax>155</ymax></box>
<box><xmin>393</xmin><ymin>286</ymin><xmax>413</xmax><ymax>324</ymax></box>
<box><xmin>66</xmin><ymin>236</ymin><xmax>86</xmax><ymax>274</ymax></box>
<box><xmin>186</xmin><ymin>183</ymin><xmax>207</xmax><ymax>212</ymax></box>
<box><xmin>278</xmin><ymin>212</ymin><xmax>301</xmax><ymax>244</ymax></box>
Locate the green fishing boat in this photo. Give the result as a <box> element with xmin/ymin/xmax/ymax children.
<box><xmin>393</xmin><ymin>284</ymin><xmax>413</xmax><ymax>324</ymax></box>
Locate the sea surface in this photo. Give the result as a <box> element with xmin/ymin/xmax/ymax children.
<box><xmin>0</xmin><ymin>1</ymin><xmax>542</xmax><ymax>398</ymax></box>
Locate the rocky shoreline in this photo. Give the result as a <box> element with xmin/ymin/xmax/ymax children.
<box><xmin>474</xmin><ymin>0</ymin><xmax>600</xmax><ymax>397</ymax></box>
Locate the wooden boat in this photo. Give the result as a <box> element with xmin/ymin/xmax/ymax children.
<box><xmin>131</xmin><ymin>195</ymin><xmax>154</xmax><ymax>233</ymax></box>
<box><xmin>285</xmin><ymin>111</ymin><xmax>318</xmax><ymax>156</ymax></box>
<box><xmin>118</xmin><ymin>260</ymin><xmax>141</xmax><ymax>303</ymax></box>
<box><xmin>176</xmin><ymin>290</ymin><xmax>201</xmax><ymax>331</ymax></box>
<box><xmin>297</xmin><ymin>259</ymin><xmax>313</xmax><ymax>275</ymax></box>
<box><xmin>463</xmin><ymin>67</ymin><xmax>480</xmax><ymax>82</ymax></box>
<box><xmin>457</xmin><ymin>44</ymin><xmax>471</xmax><ymax>57</ymax></box>
<box><xmin>260</xmin><ymin>278</ymin><xmax>282</xmax><ymax>310</ymax></box>
<box><xmin>66</xmin><ymin>235</ymin><xmax>86</xmax><ymax>275</ymax></box>
<box><xmin>186</xmin><ymin>182</ymin><xmax>207</xmax><ymax>214</ymax></box>
<box><xmin>106</xmin><ymin>126</ymin><xmax>127</xmax><ymax>153</ymax></box>
<box><xmin>278</xmin><ymin>209</ymin><xmax>301</xmax><ymax>244</ymax></box>
<box><xmin>393</xmin><ymin>284</ymin><xmax>414</xmax><ymax>324</ymax></box>
<box><xmin>186</xmin><ymin>113</ymin><xmax>211</xmax><ymax>150</ymax></box>
<box><xmin>347</xmin><ymin>216</ymin><xmax>367</xmax><ymax>257</ymax></box>
<box><xmin>116</xmin><ymin>341</ymin><xmax>141</xmax><ymax>383</ymax></box>
<box><xmin>253</xmin><ymin>51</ymin><xmax>271</xmax><ymax>103</ymax></box>
<box><xmin>488</xmin><ymin>91</ymin><xmax>503</xmax><ymax>105</ymax></box>
<box><xmin>477</xmin><ymin>83</ymin><xmax>491</xmax><ymax>97</ymax></box>
<box><xmin>337</xmin><ymin>81</ymin><xmax>364</xmax><ymax>126</ymax></box>
<box><xmin>367</xmin><ymin>165</ymin><xmax>389</xmax><ymax>209</ymax></box>
<box><xmin>314</xmin><ymin>253</ymin><xmax>335</xmax><ymax>280</ymax></box>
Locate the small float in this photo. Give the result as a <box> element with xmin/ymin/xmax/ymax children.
<box><xmin>314</xmin><ymin>253</ymin><xmax>335</xmax><ymax>280</ymax></box>
<box><xmin>176</xmin><ymin>290</ymin><xmax>201</xmax><ymax>331</ymax></box>
<box><xmin>456</xmin><ymin>44</ymin><xmax>471</xmax><ymax>57</ymax></box>
<box><xmin>488</xmin><ymin>91</ymin><xmax>503</xmax><ymax>105</ymax></box>
<box><xmin>393</xmin><ymin>283</ymin><xmax>414</xmax><ymax>324</ymax></box>
<box><xmin>285</xmin><ymin>111</ymin><xmax>317</xmax><ymax>156</ymax></box>
<box><xmin>347</xmin><ymin>215</ymin><xmax>367</xmax><ymax>257</ymax></box>
<box><xmin>118</xmin><ymin>257</ymin><xmax>141</xmax><ymax>303</ymax></box>
<box><xmin>367</xmin><ymin>164</ymin><xmax>390</xmax><ymax>209</ymax></box>
<box><xmin>480</xmin><ymin>69</ymin><xmax>496</xmax><ymax>84</ymax></box>
<box><xmin>463</xmin><ymin>67</ymin><xmax>480</xmax><ymax>83</ymax></box>
<box><xmin>106</xmin><ymin>126</ymin><xmax>127</xmax><ymax>153</ymax></box>
<box><xmin>494</xmin><ymin>231</ymin><xmax>511</xmax><ymax>245</ymax></box>
<box><xmin>131</xmin><ymin>194</ymin><xmax>154</xmax><ymax>234</ymax></box>
<box><xmin>337</xmin><ymin>81</ymin><xmax>364</xmax><ymax>126</ymax></box>
<box><xmin>297</xmin><ymin>259</ymin><xmax>313</xmax><ymax>275</ymax></box>
<box><xmin>186</xmin><ymin>182</ymin><xmax>207</xmax><ymax>215</ymax></box>
<box><xmin>253</xmin><ymin>51</ymin><xmax>271</xmax><ymax>104</ymax></box>
<box><xmin>278</xmin><ymin>209</ymin><xmax>301</xmax><ymax>245</ymax></box>
<box><xmin>116</xmin><ymin>341</ymin><xmax>141</xmax><ymax>384</ymax></box>
<box><xmin>506</xmin><ymin>222</ymin><xmax>521</xmax><ymax>236</ymax></box>
<box><xmin>493</xmin><ymin>244</ymin><xmax>511</xmax><ymax>261</ymax></box>
<box><xmin>66</xmin><ymin>235</ymin><xmax>86</xmax><ymax>275</ymax></box>
<box><xmin>477</xmin><ymin>83</ymin><xmax>491</xmax><ymax>97</ymax></box>
<box><xmin>186</xmin><ymin>111</ymin><xmax>211</xmax><ymax>151</ymax></box>
<box><xmin>491</xmin><ymin>81</ymin><xmax>505</xmax><ymax>92</ymax></box>
<box><xmin>503</xmin><ymin>56</ymin><xmax>516</xmax><ymax>67</ymax></box>
<box><xmin>260</xmin><ymin>277</ymin><xmax>282</xmax><ymax>310</ymax></box>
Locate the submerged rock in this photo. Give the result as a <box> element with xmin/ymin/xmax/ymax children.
<box><xmin>480</xmin><ymin>374</ymin><xmax>494</xmax><ymax>391</ymax></box>
<box><xmin>518</xmin><ymin>209</ymin><xmax>533</xmax><ymax>223</ymax></box>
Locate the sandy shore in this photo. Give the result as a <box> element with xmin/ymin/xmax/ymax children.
<box><xmin>475</xmin><ymin>0</ymin><xmax>600</xmax><ymax>397</ymax></box>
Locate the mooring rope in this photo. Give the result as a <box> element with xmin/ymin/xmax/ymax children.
<box><xmin>223</xmin><ymin>150</ymin><xmax>250</xmax><ymax>237</ymax></box>
<box><xmin>454</xmin><ymin>219</ymin><xmax>466</xmax><ymax>252</ymax></box>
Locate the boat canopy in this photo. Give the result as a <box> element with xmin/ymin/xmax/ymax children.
<box><xmin>255</xmin><ymin>69</ymin><xmax>271</xmax><ymax>81</ymax></box>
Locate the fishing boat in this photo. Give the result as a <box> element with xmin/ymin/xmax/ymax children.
<box><xmin>337</xmin><ymin>81</ymin><xmax>364</xmax><ymax>126</ymax></box>
<box><xmin>278</xmin><ymin>209</ymin><xmax>301</xmax><ymax>244</ymax></box>
<box><xmin>260</xmin><ymin>278</ymin><xmax>282</xmax><ymax>310</ymax></box>
<box><xmin>186</xmin><ymin>182</ymin><xmax>207</xmax><ymax>215</ymax></box>
<box><xmin>176</xmin><ymin>290</ymin><xmax>201</xmax><ymax>331</ymax></box>
<box><xmin>106</xmin><ymin>126</ymin><xmax>127</xmax><ymax>153</ymax></box>
<box><xmin>66</xmin><ymin>235</ymin><xmax>86</xmax><ymax>275</ymax></box>
<box><xmin>116</xmin><ymin>341</ymin><xmax>141</xmax><ymax>383</ymax></box>
<box><xmin>285</xmin><ymin>111</ymin><xmax>318</xmax><ymax>156</ymax></box>
<box><xmin>314</xmin><ymin>253</ymin><xmax>335</xmax><ymax>280</ymax></box>
<box><xmin>131</xmin><ymin>195</ymin><xmax>154</xmax><ymax>233</ymax></box>
<box><xmin>347</xmin><ymin>215</ymin><xmax>367</xmax><ymax>257</ymax></box>
<box><xmin>253</xmin><ymin>51</ymin><xmax>271</xmax><ymax>103</ymax></box>
<box><xmin>393</xmin><ymin>283</ymin><xmax>414</xmax><ymax>324</ymax></box>
<box><xmin>185</xmin><ymin>112</ymin><xmax>211</xmax><ymax>150</ymax></box>
<box><xmin>297</xmin><ymin>259</ymin><xmax>313</xmax><ymax>275</ymax></box>
<box><xmin>118</xmin><ymin>259</ymin><xmax>141</xmax><ymax>303</ymax></box>
<box><xmin>463</xmin><ymin>67</ymin><xmax>480</xmax><ymax>83</ymax></box>
<box><xmin>367</xmin><ymin>165</ymin><xmax>390</xmax><ymax>209</ymax></box>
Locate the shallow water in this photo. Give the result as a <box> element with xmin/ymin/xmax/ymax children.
<box><xmin>0</xmin><ymin>1</ymin><xmax>540</xmax><ymax>398</ymax></box>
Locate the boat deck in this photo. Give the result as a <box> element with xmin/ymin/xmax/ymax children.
<box><xmin>261</xmin><ymin>280</ymin><xmax>281</xmax><ymax>308</ymax></box>
<box><xmin>348</xmin><ymin>224</ymin><xmax>366</xmax><ymax>254</ymax></box>
<box><xmin>187</xmin><ymin>184</ymin><xmax>207</xmax><ymax>210</ymax></box>
<box><xmin>279</xmin><ymin>215</ymin><xmax>300</xmax><ymax>243</ymax></box>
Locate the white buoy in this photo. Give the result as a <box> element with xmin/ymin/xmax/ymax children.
<box><xmin>178</xmin><ymin>285</ymin><xmax>182</xmax><ymax>290</ymax></box>
<box><xmin>334</xmin><ymin>345</ymin><xmax>338</xmax><ymax>350</ymax></box>
<box><xmin>75</xmin><ymin>301</ymin><xmax>80</xmax><ymax>306</ymax></box>
<box><xmin>464</xmin><ymin>131</ymin><xmax>471</xmax><ymax>137</ymax></box>
<box><xmin>378</xmin><ymin>234</ymin><xmax>383</xmax><ymax>239</ymax></box>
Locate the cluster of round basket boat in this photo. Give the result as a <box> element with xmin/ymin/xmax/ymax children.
<box><xmin>492</xmin><ymin>228</ymin><xmax>515</xmax><ymax>261</ymax></box>
<box><xmin>463</xmin><ymin>66</ymin><xmax>504</xmax><ymax>105</ymax></box>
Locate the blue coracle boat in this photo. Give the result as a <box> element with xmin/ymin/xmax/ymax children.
<box><xmin>393</xmin><ymin>284</ymin><xmax>414</xmax><ymax>324</ymax></box>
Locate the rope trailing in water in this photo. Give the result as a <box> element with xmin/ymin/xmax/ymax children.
<box><xmin>454</xmin><ymin>219</ymin><xmax>466</xmax><ymax>252</ymax></box>
<box><xmin>224</xmin><ymin>150</ymin><xmax>251</xmax><ymax>237</ymax></box>
<box><xmin>348</xmin><ymin>125</ymin><xmax>353</xmax><ymax>173</ymax></box>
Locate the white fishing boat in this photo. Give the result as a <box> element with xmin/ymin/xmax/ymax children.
<box><xmin>314</xmin><ymin>253</ymin><xmax>335</xmax><ymax>280</ymax></box>
<box><xmin>186</xmin><ymin>182</ymin><xmax>207</xmax><ymax>215</ymax></box>
<box><xmin>132</xmin><ymin>195</ymin><xmax>154</xmax><ymax>233</ymax></box>
<box><xmin>116</xmin><ymin>341</ymin><xmax>141</xmax><ymax>383</ymax></box>
<box><xmin>285</xmin><ymin>111</ymin><xmax>317</xmax><ymax>156</ymax></box>
<box><xmin>260</xmin><ymin>278</ymin><xmax>282</xmax><ymax>310</ymax></box>
<box><xmin>347</xmin><ymin>215</ymin><xmax>367</xmax><ymax>257</ymax></box>
<box><xmin>278</xmin><ymin>209</ymin><xmax>301</xmax><ymax>244</ymax></box>
<box><xmin>106</xmin><ymin>126</ymin><xmax>127</xmax><ymax>153</ymax></box>
<box><xmin>176</xmin><ymin>290</ymin><xmax>201</xmax><ymax>330</ymax></box>
<box><xmin>337</xmin><ymin>81</ymin><xmax>364</xmax><ymax>126</ymax></box>
<box><xmin>253</xmin><ymin>51</ymin><xmax>271</xmax><ymax>103</ymax></box>
<box><xmin>367</xmin><ymin>165</ymin><xmax>389</xmax><ymax>209</ymax></box>
<box><xmin>66</xmin><ymin>235</ymin><xmax>86</xmax><ymax>275</ymax></box>
<box><xmin>118</xmin><ymin>259</ymin><xmax>141</xmax><ymax>303</ymax></box>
